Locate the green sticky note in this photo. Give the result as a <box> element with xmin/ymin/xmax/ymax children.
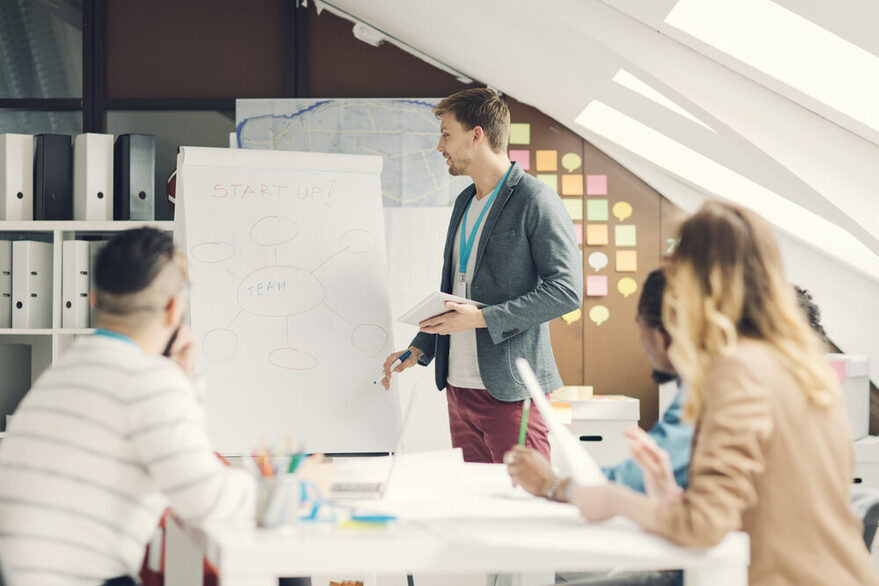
<box><xmin>615</xmin><ymin>225</ymin><xmax>637</xmax><ymax>247</ymax></box>
<box><xmin>563</xmin><ymin>198</ymin><xmax>583</xmax><ymax>221</ymax></box>
<box><xmin>510</xmin><ymin>123</ymin><xmax>531</xmax><ymax>145</ymax></box>
<box><xmin>586</xmin><ymin>199</ymin><xmax>608</xmax><ymax>222</ymax></box>
<box><xmin>537</xmin><ymin>174</ymin><xmax>558</xmax><ymax>193</ymax></box>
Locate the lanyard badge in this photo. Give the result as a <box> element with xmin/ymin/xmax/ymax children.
<box><xmin>458</xmin><ymin>163</ymin><xmax>514</xmax><ymax>298</ymax></box>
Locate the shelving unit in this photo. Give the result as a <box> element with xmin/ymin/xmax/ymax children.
<box><xmin>0</xmin><ymin>220</ymin><xmax>173</xmax><ymax>424</ymax></box>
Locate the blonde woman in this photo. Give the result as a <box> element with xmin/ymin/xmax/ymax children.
<box><xmin>507</xmin><ymin>202</ymin><xmax>878</xmax><ymax>585</ymax></box>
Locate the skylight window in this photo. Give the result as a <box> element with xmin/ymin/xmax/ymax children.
<box><xmin>612</xmin><ymin>69</ymin><xmax>715</xmax><ymax>132</ymax></box>
<box><xmin>574</xmin><ymin>100</ymin><xmax>879</xmax><ymax>280</ymax></box>
<box><xmin>665</xmin><ymin>0</ymin><xmax>879</xmax><ymax>133</ymax></box>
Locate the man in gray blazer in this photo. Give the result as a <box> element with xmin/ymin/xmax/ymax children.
<box><xmin>382</xmin><ymin>88</ymin><xmax>582</xmax><ymax>463</ymax></box>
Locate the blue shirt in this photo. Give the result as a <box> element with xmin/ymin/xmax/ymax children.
<box><xmin>603</xmin><ymin>382</ymin><xmax>693</xmax><ymax>492</ymax></box>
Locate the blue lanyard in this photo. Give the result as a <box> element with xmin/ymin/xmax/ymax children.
<box><xmin>459</xmin><ymin>163</ymin><xmax>513</xmax><ymax>275</ymax></box>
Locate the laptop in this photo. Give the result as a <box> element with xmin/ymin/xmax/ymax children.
<box><xmin>327</xmin><ymin>391</ymin><xmax>417</xmax><ymax>500</ymax></box>
<box><xmin>515</xmin><ymin>357</ymin><xmax>607</xmax><ymax>486</ymax></box>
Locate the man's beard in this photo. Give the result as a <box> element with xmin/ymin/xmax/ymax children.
<box><xmin>652</xmin><ymin>369</ymin><xmax>676</xmax><ymax>384</ymax></box>
<box><xmin>447</xmin><ymin>156</ymin><xmax>471</xmax><ymax>176</ymax></box>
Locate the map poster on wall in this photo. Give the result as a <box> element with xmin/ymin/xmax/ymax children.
<box><xmin>175</xmin><ymin>146</ymin><xmax>400</xmax><ymax>455</ymax></box>
<box><xmin>235</xmin><ymin>98</ymin><xmax>470</xmax><ymax>207</ymax></box>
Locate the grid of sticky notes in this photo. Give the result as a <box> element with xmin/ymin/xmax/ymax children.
<box><xmin>583</xmin><ymin>174</ymin><xmax>638</xmax><ymax>302</ymax></box>
<box><xmin>507</xmin><ymin>122</ymin><xmax>584</xmax><ymax>246</ymax></box>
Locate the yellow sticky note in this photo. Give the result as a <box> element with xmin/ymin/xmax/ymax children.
<box><xmin>536</xmin><ymin>150</ymin><xmax>558</xmax><ymax>171</ymax></box>
<box><xmin>615</xmin><ymin>225</ymin><xmax>637</xmax><ymax>247</ymax></box>
<box><xmin>586</xmin><ymin>224</ymin><xmax>608</xmax><ymax>245</ymax></box>
<box><xmin>562</xmin><ymin>198</ymin><xmax>582</xmax><ymax>221</ymax></box>
<box><xmin>561</xmin><ymin>174</ymin><xmax>583</xmax><ymax>196</ymax></box>
<box><xmin>537</xmin><ymin>174</ymin><xmax>558</xmax><ymax>192</ymax></box>
<box><xmin>616</xmin><ymin>250</ymin><xmax>637</xmax><ymax>272</ymax></box>
<box><xmin>510</xmin><ymin>123</ymin><xmax>531</xmax><ymax>145</ymax></box>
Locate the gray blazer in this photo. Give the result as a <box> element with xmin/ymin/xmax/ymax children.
<box><xmin>411</xmin><ymin>162</ymin><xmax>583</xmax><ymax>401</ymax></box>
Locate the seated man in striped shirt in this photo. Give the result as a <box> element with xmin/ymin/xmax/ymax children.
<box><xmin>0</xmin><ymin>227</ymin><xmax>255</xmax><ymax>586</ymax></box>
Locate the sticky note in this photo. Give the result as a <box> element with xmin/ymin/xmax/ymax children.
<box><xmin>510</xmin><ymin>123</ymin><xmax>531</xmax><ymax>145</ymax></box>
<box><xmin>616</xmin><ymin>250</ymin><xmax>637</xmax><ymax>272</ymax></box>
<box><xmin>829</xmin><ymin>360</ymin><xmax>846</xmax><ymax>382</ymax></box>
<box><xmin>586</xmin><ymin>174</ymin><xmax>607</xmax><ymax>195</ymax></box>
<box><xmin>561</xmin><ymin>308</ymin><xmax>582</xmax><ymax>325</ymax></box>
<box><xmin>586</xmin><ymin>275</ymin><xmax>608</xmax><ymax>296</ymax></box>
<box><xmin>586</xmin><ymin>199</ymin><xmax>608</xmax><ymax>222</ymax></box>
<box><xmin>561</xmin><ymin>174</ymin><xmax>583</xmax><ymax>196</ymax></box>
<box><xmin>536</xmin><ymin>150</ymin><xmax>558</xmax><ymax>171</ymax></box>
<box><xmin>573</xmin><ymin>223</ymin><xmax>583</xmax><ymax>245</ymax></box>
<box><xmin>509</xmin><ymin>149</ymin><xmax>530</xmax><ymax>170</ymax></box>
<box><xmin>562</xmin><ymin>198</ymin><xmax>582</xmax><ymax>221</ymax></box>
<box><xmin>615</xmin><ymin>225</ymin><xmax>637</xmax><ymax>247</ymax></box>
<box><xmin>586</xmin><ymin>224</ymin><xmax>608</xmax><ymax>245</ymax></box>
<box><xmin>537</xmin><ymin>174</ymin><xmax>558</xmax><ymax>193</ymax></box>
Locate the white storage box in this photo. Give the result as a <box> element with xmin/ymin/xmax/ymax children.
<box><xmin>853</xmin><ymin>436</ymin><xmax>879</xmax><ymax>488</ymax></box>
<box><xmin>550</xmin><ymin>396</ymin><xmax>640</xmax><ymax>468</ymax></box>
<box><xmin>827</xmin><ymin>353</ymin><xmax>870</xmax><ymax>440</ymax></box>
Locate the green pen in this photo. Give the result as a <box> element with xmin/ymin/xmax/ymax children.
<box><xmin>518</xmin><ymin>398</ymin><xmax>531</xmax><ymax>445</ymax></box>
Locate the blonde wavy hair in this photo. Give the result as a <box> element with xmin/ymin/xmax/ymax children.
<box><xmin>663</xmin><ymin>201</ymin><xmax>838</xmax><ymax>422</ymax></box>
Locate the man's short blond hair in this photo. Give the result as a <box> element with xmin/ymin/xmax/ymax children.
<box><xmin>434</xmin><ymin>88</ymin><xmax>511</xmax><ymax>153</ymax></box>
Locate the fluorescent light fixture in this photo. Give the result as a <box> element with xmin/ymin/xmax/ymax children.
<box><xmin>612</xmin><ymin>69</ymin><xmax>714</xmax><ymax>132</ymax></box>
<box><xmin>665</xmin><ymin>0</ymin><xmax>879</xmax><ymax>132</ymax></box>
<box><xmin>575</xmin><ymin>100</ymin><xmax>879</xmax><ymax>280</ymax></box>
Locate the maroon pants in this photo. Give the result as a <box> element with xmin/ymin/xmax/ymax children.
<box><xmin>446</xmin><ymin>384</ymin><xmax>551</xmax><ymax>463</ymax></box>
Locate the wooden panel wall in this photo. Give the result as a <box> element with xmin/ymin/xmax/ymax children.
<box><xmin>106</xmin><ymin>0</ymin><xmax>285</xmax><ymax>98</ymax></box>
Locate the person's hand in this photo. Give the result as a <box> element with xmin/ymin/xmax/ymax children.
<box><xmin>380</xmin><ymin>346</ymin><xmax>422</xmax><ymax>390</ymax></box>
<box><xmin>567</xmin><ymin>484</ymin><xmax>619</xmax><ymax>523</ymax></box>
<box><xmin>504</xmin><ymin>445</ymin><xmax>558</xmax><ymax>496</ymax></box>
<box><xmin>625</xmin><ymin>426</ymin><xmax>680</xmax><ymax>500</ymax></box>
<box><xmin>166</xmin><ymin>325</ymin><xmax>196</xmax><ymax>377</ymax></box>
<box><xmin>418</xmin><ymin>301</ymin><xmax>486</xmax><ymax>335</ymax></box>
<box><xmin>296</xmin><ymin>454</ymin><xmax>333</xmax><ymax>497</ymax></box>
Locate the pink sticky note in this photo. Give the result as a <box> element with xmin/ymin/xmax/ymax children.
<box><xmin>586</xmin><ymin>174</ymin><xmax>607</xmax><ymax>195</ymax></box>
<box><xmin>573</xmin><ymin>223</ymin><xmax>583</xmax><ymax>245</ymax></box>
<box><xmin>509</xmin><ymin>149</ymin><xmax>530</xmax><ymax>171</ymax></box>
<box><xmin>586</xmin><ymin>275</ymin><xmax>608</xmax><ymax>296</ymax></box>
<box><xmin>829</xmin><ymin>360</ymin><xmax>846</xmax><ymax>382</ymax></box>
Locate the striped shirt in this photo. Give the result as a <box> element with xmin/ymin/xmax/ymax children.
<box><xmin>0</xmin><ymin>334</ymin><xmax>255</xmax><ymax>585</ymax></box>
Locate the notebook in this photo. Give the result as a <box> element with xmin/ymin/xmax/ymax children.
<box><xmin>515</xmin><ymin>357</ymin><xmax>607</xmax><ymax>486</ymax></box>
<box><xmin>328</xmin><ymin>391</ymin><xmax>417</xmax><ymax>500</ymax></box>
<box><xmin>398</xmin><ymin>291</ymin><xmax>485</xmax><ymax>326</ymax></box>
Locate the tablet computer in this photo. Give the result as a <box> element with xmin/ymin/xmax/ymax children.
<box><xmin>398</xmin><ymin>292</ymin><xmax>485</xmax><ymax>326</ymax></box>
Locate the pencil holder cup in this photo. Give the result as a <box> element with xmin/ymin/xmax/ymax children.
<box><xmin>257</xmin><ymin>475</ymin><xmax>315</xmax><ymax>528</ymax></box>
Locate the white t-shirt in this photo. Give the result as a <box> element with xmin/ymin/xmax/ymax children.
<box><xmin>447</xmin><ymin>192</ymin><xmax>496</xmax><ymax>389</ymax></box>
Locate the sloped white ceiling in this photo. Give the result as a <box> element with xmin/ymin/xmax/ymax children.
<box><xmin>315</xmin><ymin>0</ymin><xmax>879</xmax><ymax>378</ymax></box>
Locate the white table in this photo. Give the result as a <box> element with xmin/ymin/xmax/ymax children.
<box><xmin>166</xmin><ymin>461</ymin><xmax>749</xmax><ymax>586</ymax></box>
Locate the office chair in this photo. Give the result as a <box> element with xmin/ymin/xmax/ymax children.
<box><xmin>851</xmin><ymin>486</ymin><xmax>879</xmax><ymax>551</ymax></box>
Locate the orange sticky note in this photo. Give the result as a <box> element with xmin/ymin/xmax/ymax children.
<box><xmin>536</xmin><ymin>150</ymin><xmax>558</xmax><ymax>171</ymax></box>
<box><xmin>561</xmin><ymin>174</ymin><xmax>583</xmax><ymax>196</ymax></box>
<box><xmin>616</xmin><ymin>250</ymin><xmax>637</xmax><ymax>272</ymax></box>
<box><xmin>586</xmin><ymin>224</ymin><xmax>608</xmax><ymax>246</ymax></box>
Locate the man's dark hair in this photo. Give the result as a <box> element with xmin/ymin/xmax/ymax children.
<box><xmin>637</xmin><ymin>269</ymin><xmax>666</xmax><ymax>332</ymax></box>
<box><xmin>433</xmin><ymin>88</ymin><xmax>511</xmax><ymax>153</ymax></box>
<box><xmin>95</xmin><ymin>228</ymin><xmax>175</xmax><ymax>295</ymax></box>
<box><xmin>795</xmin><ymin>286</ymin><xmax>829</xmax><ymax>344</ymax></box>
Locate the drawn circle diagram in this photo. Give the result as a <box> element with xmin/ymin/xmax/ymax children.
<box><xmin>269</xmin><ymin>347</ymin><xmax>318</xmax><ymax>371</ymax></box>
<box><xmin>250</xmin><ymin>215</ymin><xmax>299</xmax><ymax>247</ymax></box>
<box><xmin>351</xmin><ymin>323</ymin><xmax>389</xmax><ymax>357</ymax></box>
<box><xmin>190</xmin><ymin>241</ymin><xmax>236</xmax><ymax>264</ymax></box>
<box><xmin>203</xmin><ymin>328</ymin><xmax>239</xmax><ymax>361</ymax></box>
<box><xmin>237</xmin><ymin>265</ymin><xmax>325</xmax><ymax>318</ymax></box>
<box><xmin>341</xmin><ymin>229</ymin><xmax>376</xmax><ymax>253</ymax></box>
